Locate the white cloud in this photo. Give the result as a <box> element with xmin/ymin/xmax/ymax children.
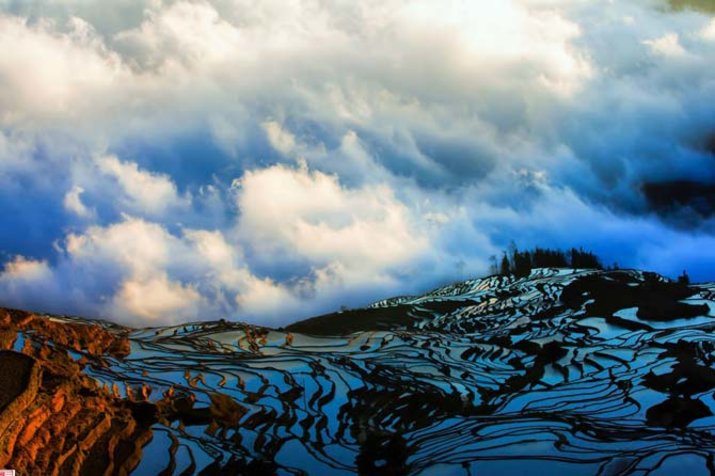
<box><xmin>110</xmin><ymin>274</ymin><xmax>201</xmax><ymax>323</ymax></box>
<box><xmin>262</xmin><ymin>121</ymin><xmax>296</xmax><ymax>156</ymax></box>
<box><xmin>643</xmin><ymin>32</ymin><xmax>686</xmax><ymax>56</ymax></box>
<box><xmin>96</xmin><ymin>155</ymin><xmax>189</xmax><ymax>215</ymax></box>
<box><xmin>0</xmin><ymin>256</ymin><xmax>58</xmax><ymax>314</ymax></box>
<box><xmin>701</xmin><ymin>19</ymin><xmax>715</xmax><ymax>40</ymax></box>
<box><xmin>0</xmin><ymin>216</ymin><xmax>306</xmax><ymax>325</ymax></box>
<box><xmin>236</xmin><ymin>164</ymin><xmax>428</xmax><ymax>272</ymax></box>
<box><xmin>113</xmin><ymin>0</ymin><xmax>242</xmax><ymax>70</ymax></box>
<box><xmin>63</xmin><ymin>185</ymin><xmax>92</xmax><ymax>217</ymax></box>
<box><xmin>0</xmin><ymin>256</ymin><xmax>51</xmax><ymax>282</ymax></box>
<box><xmin>0</xmin><ymin>14</ymin><xmax>124</xmax><ymax>125</ymax></box>
<box><xmin>65</xmin><ymin>217</ymin><xmax>174</xmax><ymax>279</ymax></box>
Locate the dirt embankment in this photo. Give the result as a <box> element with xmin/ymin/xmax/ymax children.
<box><xmin>0</xmin><ymin>308</ymin><xmax>151</xmax><ymax>476</ymax></box>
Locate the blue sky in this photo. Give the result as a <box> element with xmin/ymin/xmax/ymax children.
<box><xmin>0</xmin><ymin>0</ymin><xmax>714</xmax><ymax>326</ymax></box>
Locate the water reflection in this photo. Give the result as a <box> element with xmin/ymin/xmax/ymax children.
<box><xmin>77</xmin><ymin>269</ymin><xmax>715</xmax><ymax>474</ymax></box>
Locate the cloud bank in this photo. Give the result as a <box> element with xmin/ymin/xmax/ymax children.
<box><xmin>0</xmin><ymin>0</ymin><xmax>714</xmax><ymax>325</ymax></box>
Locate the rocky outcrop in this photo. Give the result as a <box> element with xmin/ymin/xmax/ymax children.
<box><xmin>0</xmin><ymin>308</ymin><xmax>151</xmax><ymax>476</ymax></box>
<box><xmin>0</xmin><ymin>351</ymin><xmax>40</xmax><ymax>464</ymax></box>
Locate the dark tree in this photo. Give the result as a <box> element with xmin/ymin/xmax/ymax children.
<box><xmin>512</xmin><ymin>249</ymin><xmax>533</xmax><ymax>278</ymax></box>
<box><xmin>570</xmin><ymin>247</ymin><xmax>602</xmax><ymax>269</ymax></box>
<box><xmin>496</xmin><ymin>244</ymin><xmax>603</xmax><ymax>277</ymax></box>
<box><xmin>500</xmin><ymin>253</ymin><xmax>511</xmax><ymax>276</ymax></box>
<box><xmin>531</xmin><ymin>247</ymin><xmax>568</xmax><ymax>268</ymax></box>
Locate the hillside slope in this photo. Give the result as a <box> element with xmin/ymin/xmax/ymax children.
<box><xmin>1</xmin><ymin>268</ymin><xmax>715</xmax><ymax>475</ymax></box>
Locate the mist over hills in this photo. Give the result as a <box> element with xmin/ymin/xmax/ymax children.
<box><xmin>1</xmin><ymin>0</ymin><xmax>715</xmax><ymax>327</ymax></box>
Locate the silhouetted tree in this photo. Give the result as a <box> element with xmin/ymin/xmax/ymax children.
<box><xmin>531</xmin><ymin>247</ymin><xmax>568</xmax><ymax>268</ymax></box>
<box><xmin>570</xmin><ymin>247</ymin><xmax>602</xmax><ymax>269</ymax></box>
<box><xmin>500</xmin><ymin>253</ymin><xmax>511</xmax><ymax>276</ymax></box>
<box><xmin>512</xmin><ymin>249</ymin><xmax>533</xmax><ymax>278</ymax></box>
<box><xmin>678</xmin><ymin>270</ymin><xmax>690</xmax><ymax>285</ymax></box>
<box><xmin>497</xmin><ymin>244</ymin><xmax>603</xmax><ymax>277</ymax></box>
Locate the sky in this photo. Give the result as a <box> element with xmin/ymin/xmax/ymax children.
<box><xmin>0</xmin><ymin>0</ymin><xmax>714</xmax><ymax>326</ymax></box>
